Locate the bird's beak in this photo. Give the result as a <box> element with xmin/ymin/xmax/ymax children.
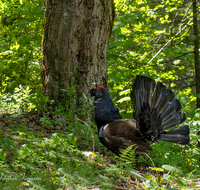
<box><xmin>91</xmin><ymin>82</ymin><xmax>96</xmax><ymax>89</ymax></box>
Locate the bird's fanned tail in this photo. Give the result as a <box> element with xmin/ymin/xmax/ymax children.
<box><xmin>130</xmin><ymin>75</ymin><xmax>190</xmax><ymax>145</ymax></box>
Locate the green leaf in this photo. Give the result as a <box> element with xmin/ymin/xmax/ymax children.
<box><xmin>194</xmin><ymin>94</ymin><xmax>200</xmax><ymax>98</ymax></box>
<box><xmin>124</xmin><ymin>164</ymin><xmax>144</xmax><ymax>179</ymax></box>
<box><xmin>162</xmin><ymin>165</ymin><xmax>183</xmax><ymax>175</ymax></box>
<box><xmin>117</xmin><ymin>96</ymin><xmax>130</xmax><ymax>103</ymax></box>
<box><xmin>150</xmin><ymin>167</ymin><xmax>164</xmax><ymax>172</ymax></box>
<box><xmin>119</xmin><ymin>89</ymin><xmax>130</xmax><ymax>96</ymax></box>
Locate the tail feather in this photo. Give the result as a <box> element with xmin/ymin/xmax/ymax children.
<box><xmin>160</xmin><ymin>99</ymin><xmax>182</xmax><ymax>121</ymax></box>
<box><xmin>151</xmin><ymin>82</ymin><xmax>166</xmax><ymax>112</ymax></box>
<box><xmin>161</xmin><ymin>125</ymin><xmax>190</xmax><ymax>144</ymax></box>
<box><xmin>132</xmin><ymin>76</ymin><xmax>145</xmax><ymax>132</ymax></box>
<box><xmin>156</xmin><ymin>89</ymin><xmax>175</xmax><ymax>115</ymax></box>
<box><xmin>131</xmin><ymin>75</ymin><xmax>190</xmax><ymax>145</ymax></box>
<box><xmin>161</xmin><ymin>112</ymin><xmax>186</xmax><ymax>130</ymax></box>
<box><xmin>144</xmin><ymin>76</ymin><xmax>155</xmax><ymax>106</ymax></box>
<box><xmin>160</xmin><ymin>134</ymin><xmax>189</xmax><ymax>145</ymax></box>
<box><xmin>167</xmin><ymin>125</ymin><xmax>189</xmax><ymax>135</ymax></box>
<box><xmin>132</xmin><ymin>82</ymin><xmax>140</xmax><ymax>124</ymax></box>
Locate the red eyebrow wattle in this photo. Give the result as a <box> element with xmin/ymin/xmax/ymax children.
<box><xmin>97</xmin><ymin>86</ymin><xmax>102</xmax><ymax>92</ymax></box>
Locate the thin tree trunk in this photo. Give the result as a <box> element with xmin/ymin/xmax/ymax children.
<box><xmin>193</xmin><ymin>0</ymin><xmax>200</xmax><ymax>108</ymax></box>
<box><xmin>41</xmin><ymin>0</ymin><xmax>115</xmax><ymax>110</ymax></box>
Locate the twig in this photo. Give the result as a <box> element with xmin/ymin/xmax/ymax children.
<box><xmin>179</xmin><ymin>2</ymin><xmax>193</xmax><ymax>31</ymax></box>
<box><xmin>170</xmin><ymin>12</ymin><xmax>178</xmax><ymax>30</ymax></box>
<box><xmin>141</xmin><ymin>50</ymin><xmax>153</xmax><ymax>61</ymax></box>
<box><xmin>145</xmin><ymin>154</ymin><xmax>155</xmax><ymax>168</ymax></box>
<box><xmin>122</xmin><ymin>78</ymin><xmax>133</xmax><ymax>90</ymax></box>
<box><xmin>76</xmin><ymin>118</ymin><xmax>95</xmax><ymax>152</ymax></box>
<box><xmin>147</xmin><ymin>7</ymin><xmax>198</xmax><ymax>65</ymax></box>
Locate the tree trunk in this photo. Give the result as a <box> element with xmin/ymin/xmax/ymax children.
<box><xmin>41</xmin><ymin>0</ymin><xmax>115</xmax><ymax>110</ymax></box>
<box><xmin>193</xmin><ymin>0</ymin><xmax>200</xmax><ymax>108</ymax></box>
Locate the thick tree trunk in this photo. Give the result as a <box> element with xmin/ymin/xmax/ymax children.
<box><xmin>193</xmin><ymin>0</ymin><xmax>200</xmax><ymax>108</ymax></box>
<box><xmin>41</xmin><ymin>0</ymin><xmax>115</xmax><ymax>110</ymax></box>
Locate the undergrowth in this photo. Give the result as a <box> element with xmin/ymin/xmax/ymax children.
<box><xmin>0</xmin><ymin>87</ymin><xmax>199</xmax><ymax>189</ymax></box>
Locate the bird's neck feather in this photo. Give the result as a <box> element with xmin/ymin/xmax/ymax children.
<box><xmin>94</xmin><ymin>98</ymin><xmax>122</xmax><ymax>130</ymax></box>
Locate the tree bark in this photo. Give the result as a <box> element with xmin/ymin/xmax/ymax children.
<box><xmin>193</xmin><ymin>0</ymin><xmax>200</xmax><ymax>108</ymax></box>
<box><xmin>41</xmin><ymin>0</ymin><xmax>115</xmax><ymax>110</ymax></box>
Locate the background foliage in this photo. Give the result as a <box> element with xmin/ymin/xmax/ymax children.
<box><xmin>0</xmin><ymin>0</ymin><xmax>200</xmax><ymax>189</ymax></box>
<box><xmin>108</xmin><ymin>0</ymin><xmax>197</xmax><ymax>118</ymax></box>
<box><xmin>0</xmin><ymin>0</ymin><xmax>43</xmax><ymax>94</ymax></box>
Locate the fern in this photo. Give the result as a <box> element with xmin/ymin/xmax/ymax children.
<box><xmin>119</xmin><ymin>145</ymin><xmax>137</xmax><ymax>168</ymax></box>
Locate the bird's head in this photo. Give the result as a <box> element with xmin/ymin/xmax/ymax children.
<box><xmin>90</xmin><ymin>83</ymin><xmax>108</xmax><ymax>99</ymax></box>
<box><xmin>90</xmin><ymin>82</ymin><xmax>122</xmax><ymax>128</ymax></box>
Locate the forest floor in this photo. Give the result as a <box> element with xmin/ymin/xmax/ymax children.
<box><xmin>0</xmin><ymin>111</ymin><xmax>199</xmax><ymax>189</ymax></box>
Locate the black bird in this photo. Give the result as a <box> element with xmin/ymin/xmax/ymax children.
<box><xmin>90</xmin><ymin>75</ymin><xmax>190</xmax><ymax>155</ymax></box>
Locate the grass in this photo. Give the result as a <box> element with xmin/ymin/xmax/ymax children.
<box><xmin>0</xmin><ymin>111</ymin><xmax>199</xmax><ymax>190</ymax></box>
<box><xmin>0</xmin><ymin>90</ymin><xmax>199</xmax><ymax>189</ymax></box>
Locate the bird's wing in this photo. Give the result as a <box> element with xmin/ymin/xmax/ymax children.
<box><xmin>99</xmin><ymin>119</ymin><xmax>152</xmax><ymax>155</ymax></box>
